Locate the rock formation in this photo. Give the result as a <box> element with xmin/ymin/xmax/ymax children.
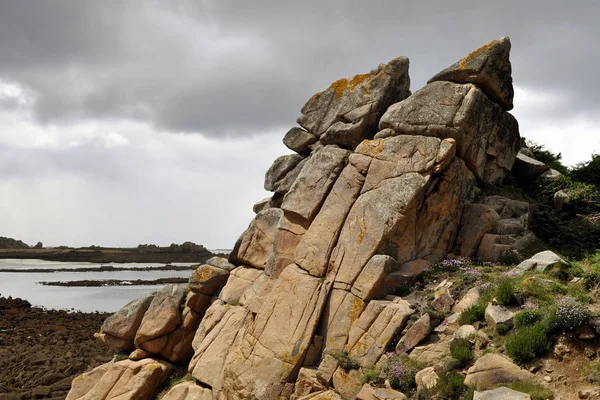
<box><xmin>69</xmin><ymin>37</ymin><xmax>529</xmax><ymax>400</ymax></box>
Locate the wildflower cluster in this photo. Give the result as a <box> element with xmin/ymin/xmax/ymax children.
<box><xmin>554</xmin><ymin>296</ymin><xmax>591</xmax><ymax>331</ymax></box>
<box><xmin>437</xmin><ymin>257</ymin><xmax>469</xmax><ymax>270</ymax></box>
<box><xmin>459</xmin><ymin>266</ymin><xmax>482</xmax><ymax>275</ymax></box>
<box><xmin>382</xmin><ymin>356</ymin><xmax>417</xmax><ymax>393</ymax></box>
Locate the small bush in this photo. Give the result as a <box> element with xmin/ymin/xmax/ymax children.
<box><xmin>328</xmin><ymin>350</ymin><xmax>359</xmax><ymax>370</ymax></box>
<box><xmin>436</xmin><ymin>372</ymin><xmax>466</xmax><ymax>399</ymax></box>
<box><xmin>553</xmin><ymin>296</ymin><xmax>591</xmax><ymax>331</ymax></box>
<box><xmin>496</xmin><ymin>278</ymin><xmax>517</xmax><ymax>306</ymax></box>
<box><xmin>459</xmin><ymin>303</ymin><xmax>486</xmax><ymax>325</ymax></box>
<box><xmin>424</xmin><ymin>308</ymin><xmax>450</xmax><ymax>321</ymax></box>
<box><xmin>450</xmin><ymin>339</ymin><xmax>473</xmax><ymax>365</ymax></box>
<box><xmin>495</xmin><ymin>323</ymin><xmax>511</xmax><ymax>336</ymax></box>
<box><xmin>498</xmin><ymin>249</ymin><xmax>521</xmax><ymax>266</ymax></box>
<box><xmin>505</xmin><ymin>323</ymin><xmax>552</xmax><ymax>364</ymax></box>
<box><xmin>381</xmin><ymin>356</ymin><xmax>417</xmax><ymax>393</ymax></box>
<box><xmin>514</xmin><ymin>309</ymin><xmax>543</xmax><ymax>328</ymax></box>
<box><xmin>504</xmin><ymin>381</ymin><xmax>554</xmax><ymax>400</ymax></box>
<box><xmin>464</xmin><ymin>387</ymin><xmax>476</xmax><ymax>400</ymax></box>
<box><xmin>360</xmin><ymin>368</ymin><xmax>380</xmax><ymax>385</ymax></box>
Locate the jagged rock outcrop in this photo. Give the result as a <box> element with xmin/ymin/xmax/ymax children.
<box><xmin>70</xmin><ymin>37</ymin><xmax>524</xmax><ymax>400</ymax></box>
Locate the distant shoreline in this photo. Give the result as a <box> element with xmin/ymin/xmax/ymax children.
<box><xmin>0</xmin><ymin>247</ymin><xmax>221</xmax><ymax>264</ymax></box>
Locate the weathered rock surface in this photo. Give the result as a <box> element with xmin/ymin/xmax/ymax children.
<box><xmin>484</xmin><ymin>305</ymin><xmax>515</xmax><ymax>328</ymax></box>
<box><xmin>415</xmin><ymin>367</ymin><xmax>439</xmax><ymax>390</ymax></box>
<box><xmin>219</xmin><ymin>266</ymin><xmax>263</xmax><ymax>304</ymax></box>
<box><xmin>97</xmin><ymin>294</ymin><xmax>154</xmax><ymax>352</ymax></box>
<box><xmin>396</xmin><ymin>313</ymin><xmax>432</xmax><ymax>353</ymax></box>
<box><xmin>409</xmin><ymin>336</ymin><xmax>452</xmax><ymax>364</ymax></box>
<box><xmin>219</xmin><ymin>265</ymin><xmax>329</xmax><ymax>399</ymax></box>
<box><xmin>455</xmin><ymin>204</ymin><xmax>500</xmax><ymax>258</ymax></box>
<box><xmin>473</xmin><ymin>387</ymin><xmax>531</xmax><ymax>400</ymax></box>
<box><xmin>282</xmin><ymin>145</ymin><xmax>350</xmax><ymax>224</ymax></box>
<box><xmin>513</xmin><ymin>250</ymin><xmax>569</xmax><ymax>274</ymax></box>
<box><xmin>284</xmin><ymin>127</ymin><xmax>318</xmax><ymax>155</ymax></box>
<box><xmin>66</xmin><ymin>359</ymin><xmax>172</xmax><ymax>400</ymax></box>
<box><xmin>379</xmin><ymin>81</ymin><xmax>519</xmax><ymax>184</ymax></box>
<box><xmin>294</xmin><ymin>156</ymin><xmax>369</xmax><ymax>277</ymax></box>
<box><xmin>512</xmin><ymin>152</ymin><xmax>550</xmax><ymax>178</ymax></box>
<box><xmin>160</xmin><ymin>381</ymin><xmax>212</xmax><ymax>400</ymax></box>
<box><xmin>464</xmin><ymin>353</ymin><xmax>534</xmax><ymax>388</ymax></box>
<box><xmin>347</xmin><ymin>298</ymin><xmax>414</xmax><ymax>367</ymax></box>
<box><xmin>428</xmin><ymin>37</ymin><xmax>514</xmax><ymax>110</ymax></box>
<box><xmin>298</xmin><ymin>57</ymin><xmax>410</xmax><ymax>148</ymax></box>
<box><xmin>332</xmin><ymin>368</ymin><xmax>362</xmax><ymax>399</ymax></box>
<box><xmin>453</xmin><ymin>287</ymin><xmax>480</xmax><ymax>314</ymax></box>
<box><xmin>189</xmin><ymin>264</ymin><xmax>229</xmax><ymax>295</ymax></box>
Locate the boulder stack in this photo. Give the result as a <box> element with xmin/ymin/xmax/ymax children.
<box><xmin>71</xmin><ymin>37</ymin><xmax>523</xmax><ymax>400</ymax></box>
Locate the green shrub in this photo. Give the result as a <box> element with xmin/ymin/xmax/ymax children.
<box><xmin>464</xmin><ymin>386</ymin><xmax>476</xmax><ymax>400</ymax></box>
<box><xmin>505</xmin><ymin>323</ymin><xmax>552</xmax><ymax>364</ymax></box>
<box><xmin>328</xmin><ymin>350</ymin><xmax>359</xmax><ymax>370</ymax></box>
<box><xmin>553</xmin><ymin>296</ymin><xmax>591</xmax><ymax>331</ymax></box>
<box><xmin>360</xmin><ymin>368</ymin><xmax>380</xmax><ymax>385</ymax></box>
<box><xmin>496</xmin><ymin>278</ymin><xmax>517</xmax><ymax>306</ymax></box>
<box><xmin>436</xmin><ymin>372</ymin><xmax>466</xmax><ymax>399</ymax></box>
<box><xmin>450</xmin><ymin>339</ymin><xmax>473</xmax><ymax>365</ymax></box>
<box><xmin>514</xmin><ymin>309</ymin><xmax>543</xmax><ymax>328</ymax></box>
<box><xmin>498</xmin><ymin>249</ymin><xmax>521</xmax><ymax>266</ymax></box>
<box><xmin>495</xmin><ymin>323</ymin><xmax>511</xmax><ymax>336</ymax></box>
<box><xmin>504</xmin><ymin>381</ymin><xmax>554</xmax><ymax>400</ymax></box>
<box><xmin>381</xmin><ymin>356</ymin><xmax>417</xmax><ymax>393</ymax></box>
<box><xmin>459</xmin><ymin>303</ymin><xmax>486</xmax><ymax>325</ymax></box>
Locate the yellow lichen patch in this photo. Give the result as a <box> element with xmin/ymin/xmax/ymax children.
<box><xmin>329</xmin><ymin>78</ymin><xmax>349</xmax><ymax>99</ymax></box>
<box><xmin>458</xmin><ymin>39</ymin><xmax>499</xmax><ymax>70</ymax></box>
<box><xmin>348</xmin><ymin>73</ymin><xmax>371</xmax><ymax>90</ymax></box>
<box><xmin>349</xmin><ymin>297</ymin><xmax>364</xmax><ymax>323</ymax></box>
<box><xmin>194</xmin><ymin>267</ymin><xmax>218</xmax><ymax>281</ymax></box>
<box><xmin>327</xmin><ymin>72</ymin><xmax>374</xmax><ymax>99</ymax></box>
<box><xmin>357</xmin><ymin>228</ymin><xmax>364</xmax><ymax>243</ymax></box>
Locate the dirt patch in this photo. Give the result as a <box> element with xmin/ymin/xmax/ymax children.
<box><xmin>0</xmin><ymin>296</ymin><xmax>113</xmax><ymax>399</ymax></box>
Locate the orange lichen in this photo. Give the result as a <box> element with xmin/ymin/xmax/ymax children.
<box><xmin>349</xmin><ymin>297</ymin><xmax>364</xmax><ymax>322</ymax></box>
<box><xmin>194</xmin><ymin>267</ymin><xmax>218</xmax><ymax>281</ymax></box>
<box><xmin>458</xmin><ymin>39</ymin><xmax>499</xmax><ymax>70</ymax></box>
<box><xmin>327</xmin><ymin>72</ymin><xmax>374</xmax><ymax>99</ymax></box>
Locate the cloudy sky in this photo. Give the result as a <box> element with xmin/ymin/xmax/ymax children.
<box><xmin>0</xmin><ymin>1</ymin><xmax>598</xmax><ymax>249</ymax></box>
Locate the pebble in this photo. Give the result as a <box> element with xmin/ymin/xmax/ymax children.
<box><xmin>544</xmin><ymin>376</ymin><xmax>552</xmax><ymax>383</ymax></box>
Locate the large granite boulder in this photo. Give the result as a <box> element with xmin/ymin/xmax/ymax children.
<box><xmin>66</xmin><ymin>359</ymin><xmax>172</xmax><ymax>400</ymax></box>
<box><xmin>379</xmin><ymin>81</ymin><xmax>520</xmax><ymax>184</ymax></box>
<box><xmin>96</xmin><ymin>294</ymin><xmax>154</xmax><ymax>352</ymax></box>
<box><xmin>298</xmin><ymin>56</ymin><xmax>410</xmax><ymax>148</ymax></box>
<box><xmin>464</xmin><ymin>354</ymin><xmax>534</xmax><ymax>388</ymax></box>
<box><xmin>513</xmin><ymin>250</ymin><xmax>569</xmax><ymax>274</ymax></box>
<box><xmin>428</xmin><ymin>37</ymin><xmax>514</xmax><ymax>110</ymax></box>
<box><xmin>264</xmin><ymin>154</ymin><xmax>307</xmax><ymax>194</ymax></box>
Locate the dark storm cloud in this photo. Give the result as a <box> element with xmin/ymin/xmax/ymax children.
<box><xmin>0</xmin><ymin>0</ymin><xmax>599</xmax><ymax>137</ymax></box>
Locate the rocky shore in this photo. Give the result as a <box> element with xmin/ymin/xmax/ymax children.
<box><xmin>0</xmin><ymin>296</ymin><xmax>113</xmax><ymax>399</ymax></box>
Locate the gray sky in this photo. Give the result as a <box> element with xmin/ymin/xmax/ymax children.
<box><xmin>0</xmin><ymin>0</ymin><xmax>599</xmax><ymax>248</ymax></box>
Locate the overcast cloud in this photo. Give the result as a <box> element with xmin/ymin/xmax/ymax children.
<box><xmin>0</xmin><ymin>0</ymin><xmax>599</xmax><ymax>248</ymax></box>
